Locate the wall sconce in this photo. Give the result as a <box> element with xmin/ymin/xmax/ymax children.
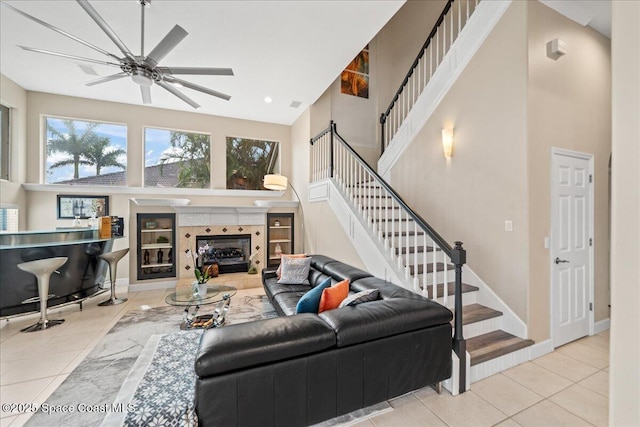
<box><xmin>442</xmin><ymin>128</ymin><xmax>454</xmax><ymax>159</ymax></box>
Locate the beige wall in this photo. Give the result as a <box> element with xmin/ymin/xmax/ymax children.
<box><xmin>526</xmin><ymin>0</ymin><xmax>611</xmax><ymax>341</ymax></box>
<box><xmin>390</xmin><ymin>1</ymin><xmax>530</xmax><ymax>320</ymax></box>
<box><xmin>0</xmin><ymin>74</ymin><xmax>28</xmax><ymax>228</ymax></box>
<box><xmin>375</xmin><ymin>0</ymin><xmax>447</xmax><ymax>116</ymax></box>
<box><xmin>387</xmin><ymin>1</ymin><xmax>612</xmax><ymax>342</ymax></box>
<box><xmin>23</xmin><ymin>91</ymin><xmax>292</xmax><ymax>281</ymax></box>
<box><xmin>610</xmin><ymin>1</ymin><xmax>640</xmax><ymax>424</ymax></box>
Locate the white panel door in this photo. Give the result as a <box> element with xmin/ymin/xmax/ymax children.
<box><xmin>551</xmin><ymin>150</ymin><xmax>593</xmax><ymax>348</ymax></box>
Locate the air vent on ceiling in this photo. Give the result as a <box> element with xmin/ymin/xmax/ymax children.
<box><xmin>289</xmin><ymin>101</ymin><xmax>301</xmax><ymax>108</ymax></box>
<box><xmin>77</xmin><ymin>64</ymin><xmax>98</xmax><ymax>76</ymax></box>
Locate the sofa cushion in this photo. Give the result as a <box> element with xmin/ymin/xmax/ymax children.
<box><xmin>278</xmin><ymin>256</ymin><xmax>312</xmax><ymax>285</ymax></box>
<box><xmin>296</xmin><ymin>278</ymin><xmax>331</xmax><ymax>314</ymax></box>
<box><xmin>322</xmin><ymin>262</ymin><xmax>372</xmax><ymax>284</ymax></box>
<box><xmin>318</xmin><ymin>279</ymin><xmax>350</xmax><ymax>313</ymax></box>
<box><xmin>351</xmin><ymin>277</ymin><xmax>426</xmax><ymax>301</ymax></box>
<box><xmin>195</xmin><ymin>314</ymin><xmax>336</xmax><ymax>377</ymax></box>
<box><xmin>263</xmin><ymin>278</ymin><xmax>311</xmax><ymax>301</ymax></box>
<box><xmin>273</xmin><ymin>291</ymin><xmax>308</xmax><ymax>316</ymax></box>
<box><xmin>339</xmin><ymin>289</ymin><xmax>379</xmax><ymax>308</ymax></box>
<box><xmin>319</xmin><ymin>298</ymin><xmax>453</xmax><ymax>347</ymax></box>
<box><xmin>309</xmin><ymin>255</ymin><xmax>339</xmax><ymax>271</ymax></box>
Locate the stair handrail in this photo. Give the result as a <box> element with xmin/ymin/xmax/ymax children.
<box><xmin>310</xmin><ymin>121</ymin><xmax>467</xmax><ymax>392</ymax></box>
<box><xmin>380</xmin><ymin>0</ymin><xmax>480</xmax><ymax>154</ymax></box>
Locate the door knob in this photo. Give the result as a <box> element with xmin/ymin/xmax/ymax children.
<box><xmin>555</xmin><ymin>257</ymin><xmax>569</xmax><ymax>264</ymax></box>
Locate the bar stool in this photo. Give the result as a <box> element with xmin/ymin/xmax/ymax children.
<box><xmin>17</xmin><ymin>256</ymin><xmax>68</xmax><ymax>332</ymax></box>
<box><xmin>98</xmin><ymin>248</ymin><xmax>129</xmax><ymax>306</ymax></box>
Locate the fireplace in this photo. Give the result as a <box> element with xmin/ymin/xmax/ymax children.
<box><xmin>196</xmin><ymin>234</ymin><xmax>251</xmax><ymax>274</ymax></box>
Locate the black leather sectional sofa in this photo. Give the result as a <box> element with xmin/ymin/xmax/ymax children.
<box><xmin>194</xmin><ymin>255</ymin><xmax>453</xmax><ymax>427</ymax></box>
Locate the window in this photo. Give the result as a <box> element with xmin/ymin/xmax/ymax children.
<box><xmin>144</xmin><ymin>128</ymin><xmax>211</xmax><ymax>188</ymax></box>
<box><xmin>0</xmin><ymin>104</ymin><xmax>9</xmax><ymax>181</ymax></box>
<box><xmin>45</xmin><ymin>117</ymin><xmax>127</xmax><ymax>185</ymax></box>
<box><xmin>226</xmin><ymin>137</ymin><xmax>279</xmax><ymax>190</ymax></box>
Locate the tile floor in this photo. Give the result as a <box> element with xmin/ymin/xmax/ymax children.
<box><xmin>0</xmin><ymin>286</ymin><xmax>610</xmax><ymax>427</ymax></box>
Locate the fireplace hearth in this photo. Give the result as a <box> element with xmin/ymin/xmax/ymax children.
<box><xmin>196</xmin><ymin>234</ymin><xmax>251</xmax><ymax>274</ymax></box>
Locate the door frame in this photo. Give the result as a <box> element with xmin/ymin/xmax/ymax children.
<box><xmin>550</xmin><ymin>147</ymin><xmax>595</xmax><ymax>347</ymax></box>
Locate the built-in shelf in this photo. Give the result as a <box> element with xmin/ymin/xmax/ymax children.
<box><xmin>141</xmin><ymin>243</ymin><xmax>173</xmax><ymax>249</ymax></box>
<box><xmin>141</xmin><ymin>263</ymin><xmax>173</xmax><ymax>269</ymax></box>
<box><xmin>137</xmin><ymin>213</ymin><xmax>176</xmax><ymax>281</ymax></box>
<box><xmin>266</xmin><ymin>213</ymin><xmax>294</xmax><ymax>268</ymax></box>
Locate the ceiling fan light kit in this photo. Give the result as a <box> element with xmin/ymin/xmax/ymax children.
<box><xmin>2</xmin><ymin>0</ymin><xmax>233</xmax><ymax>109</ymax></box>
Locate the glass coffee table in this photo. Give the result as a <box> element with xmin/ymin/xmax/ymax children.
<box><xmin>165</xmin><ymin>284</ymin><xmax>237</xmax><ymax>330</ymax></box>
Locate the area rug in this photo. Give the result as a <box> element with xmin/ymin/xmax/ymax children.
<box><xmin>25</xmin><ymin>294</ymin><xmax>276</xmax><ymax>427</ymax></box>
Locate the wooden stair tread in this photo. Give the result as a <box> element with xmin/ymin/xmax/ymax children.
<box><xmin>467</xmin><ymin>331</ymin><xmax>534</xmax><ymax>366</ymax></box>
<box><xmin>409</xmin><ymin>262</ymin><xmax>453</xmax><ymax>275</ymax></box>
<box><xmin>419</xmin><ymin>282</ymin><xmax>479</xmax><ymax>298</ymax></box>
<box><xmin>396</xmin><ymin>246</ymin><xmax>439</xmax><ymax>255</ymax></box>
<box><xmin>458</xmin><ymin>303</ymin><xmax>502</xmax><ymax>325</ymax></box>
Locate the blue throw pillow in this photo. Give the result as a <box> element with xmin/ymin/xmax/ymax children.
<box><xmin>296</xmin><ymin>278</ymin><xmax>332</xmax><ymax>314</ymax></box>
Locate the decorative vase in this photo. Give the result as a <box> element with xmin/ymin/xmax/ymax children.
<box><xmin>198</xmin><ymin>283</ymin><xmax>208</xmax><ymax>296</ymax></box>
<box><xmin>192</xmin><ymin>281</ymin><xmax>200</xmax><ymax>298</ymax></box>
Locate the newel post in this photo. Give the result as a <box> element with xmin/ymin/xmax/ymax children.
<box><xmin>451</xmin><ymin>241</ymin><xmax>467</xmax><ymax>393</ymax></box>
<box><xmin>329</xmin><ymin>120</ymin><xmax>335</xmax><ymax>178</ymax></box>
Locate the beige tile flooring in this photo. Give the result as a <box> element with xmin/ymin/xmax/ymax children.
<box><xmin>0</xmin><ymin>286</ymin><xmax>610</xmax><ymax>427</ymax></box>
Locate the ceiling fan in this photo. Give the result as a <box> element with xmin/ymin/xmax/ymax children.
<box><xmin>2</xmin><ymin>0</ymin><xmax>233</xmax><ymax>108</ymax></box>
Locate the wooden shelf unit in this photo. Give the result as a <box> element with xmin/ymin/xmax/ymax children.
<box><xmin>266</xmin><ymin>213</ymin><xmax>294</xmax><ymax>268</ymax></box>
<box><xmin>136</xmin><ymin>213</ymin><xmax>176</xmax><ymax>280</ymax></box>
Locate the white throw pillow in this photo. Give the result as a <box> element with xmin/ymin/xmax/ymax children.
<box><xmin>338</xmin><ymin>289</ymin><xmax>379</xmax><ymax>308</ymax></box>
<box><xmin>277</xmin><ymin>256</ymin><xmax>311</xmax><ymax>285</ymax></box>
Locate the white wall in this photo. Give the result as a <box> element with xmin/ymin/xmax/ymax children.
<box><xmin>610</xmin><ymin>1</ymin><xmax>640</xmax><ymax>424</ymax></box>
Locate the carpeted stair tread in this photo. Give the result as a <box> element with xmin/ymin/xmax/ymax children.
<box><xmin>467</xmin><ymin>330</ymin><xmax>534</xmax><ymax>366</ymax></box>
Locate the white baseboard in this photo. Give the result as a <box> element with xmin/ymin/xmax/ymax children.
<box><xmin>594</xmin><ymin>318</ymin><xmax>610</xmax><ymax>334</ymax></box>
<box><xmin>529</xmin><ymin>339</ymin><xmax>554</xmax><ymax>360</ymax></box>
<box><xmin>127</xmin><ymin>279</ymin><xmax>177</xmax><ymax>292</ymax></box>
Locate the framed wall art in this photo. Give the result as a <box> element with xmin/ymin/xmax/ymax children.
<box><xmin>57</xmin><ymin>195</ymin><xmax>109</xmax><ymax>219</ymax></box>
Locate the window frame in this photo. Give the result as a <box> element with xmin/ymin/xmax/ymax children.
<box><xmin>42</xmin><ymin>114</ymin><xmax>128</xmax><ymax>186</ymax></box>
<box><xmin>0</xmin><ymin>104</ymin><xmax>10</xmax><ymax>181</ymax></box>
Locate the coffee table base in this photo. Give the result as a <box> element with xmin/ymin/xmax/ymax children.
<box><xmin>180</xmin><ymin>294</ymin><xmax>232</xmax><ymax>330</ymax></box>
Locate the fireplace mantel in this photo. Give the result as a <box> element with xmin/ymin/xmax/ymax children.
<box><xmin>173</xmin><ymin>206</ymin><xmax>269</xmax><ymax>227</ymax></box>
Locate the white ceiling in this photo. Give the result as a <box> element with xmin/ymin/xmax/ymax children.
<box><xmin>0</xmin><ymin>0</ymin><xmax>404</xmax><ymax>125</ymax></box>
<box><xmin>539</xmin><ymin>0</ymin><xmax>611</xmax><ymax>38</ymax></box>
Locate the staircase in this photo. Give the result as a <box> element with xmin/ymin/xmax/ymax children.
<box><xmin>309</xmin><ymin>122</ymin><xmax>534</xmax><ymax>393</ymax></box>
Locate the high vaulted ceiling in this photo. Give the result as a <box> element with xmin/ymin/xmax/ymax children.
<box><xmin>0</xmin><ymin>0</ymin><xmax>404</xmax><ymax>125</ymax></box>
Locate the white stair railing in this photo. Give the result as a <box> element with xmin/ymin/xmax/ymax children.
<box><xmin>310</xmin><ymin>121</ymin><xmax>468</xmax><ymax>393</ymax></box>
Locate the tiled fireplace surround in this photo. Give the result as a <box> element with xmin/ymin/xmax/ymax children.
<box><xmin>173</xmin><ymin>206</ymin><xmax>270</xmax><ymax>281</ymax></box>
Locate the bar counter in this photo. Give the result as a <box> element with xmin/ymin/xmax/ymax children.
<box><xmin>0</xmin><ymin>229</ymin><xmax>122</xmax><ymax>317</ymax></box>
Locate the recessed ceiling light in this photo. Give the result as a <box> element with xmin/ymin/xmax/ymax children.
<box><xmin>264</xmin><ymin>96</ymin><xmax>273</xmax><ymax>103</ymax></box>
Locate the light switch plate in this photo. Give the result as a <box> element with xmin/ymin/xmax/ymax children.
<box><xmin>505</xmin><ymin>220</ymin><xmax>513</xmax><ymax>232</ymax></box>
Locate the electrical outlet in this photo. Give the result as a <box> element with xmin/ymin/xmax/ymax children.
<box><xmin>544</xmin><ymin>237</ymin><xmax>550</xmax><ymax>249</ymax></box>
<box><xmin>505</xmin><ymin>220</ymin><xmax>513</xmax><ymax>232</ymax></box>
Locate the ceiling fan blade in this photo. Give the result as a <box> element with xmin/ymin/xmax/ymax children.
<box><xmin>145</xmin><ymin>25</ymin><xmax>188</xmax><ymax>68</ymax></box>
<box><xmin>157</xmin><ymin>67</ymin><xmax>234</xmax><ymax>76</ymax></box>
<box><xmin>140</xmin><ymin>85</ymin><xmax>152</xmax><ymax>105</ymax></box>
<box><xmin>84</xmin><ymin>72</ymin><xmax>128</xmax><ymax>86</ymax></box>
<box><xmin>76</xmin><ymin>0</ymin><xmax>135</xmax><ymax>61</ymax></box>
<box><xmin>157</xmin><ymin>81</ymin><xmax>200</xmax><ymax>109</ymax></box>
<box><xmin>1</xmin><ymin>2</ymin><xmax>121</xmax><ymax>62</ymax></box>
<box><xmin>18</xmin><ymin>46</ymin><xmax>121</xmax><ymax>67</ymax></box>
<box><xmin>163</xmin><ymin>76</ymin><xmax>231</xmax><ymax>101</ymax></box>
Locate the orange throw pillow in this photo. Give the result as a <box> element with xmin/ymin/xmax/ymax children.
<box><xmin>318</xmin><ymin>279</ymin><xmax>350</xmax><ymax>313</ymax></box>
<box><xmin>276</xmin><ymin>253</ymin><xmax>308</xmax><ymax>279</ymax></box>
